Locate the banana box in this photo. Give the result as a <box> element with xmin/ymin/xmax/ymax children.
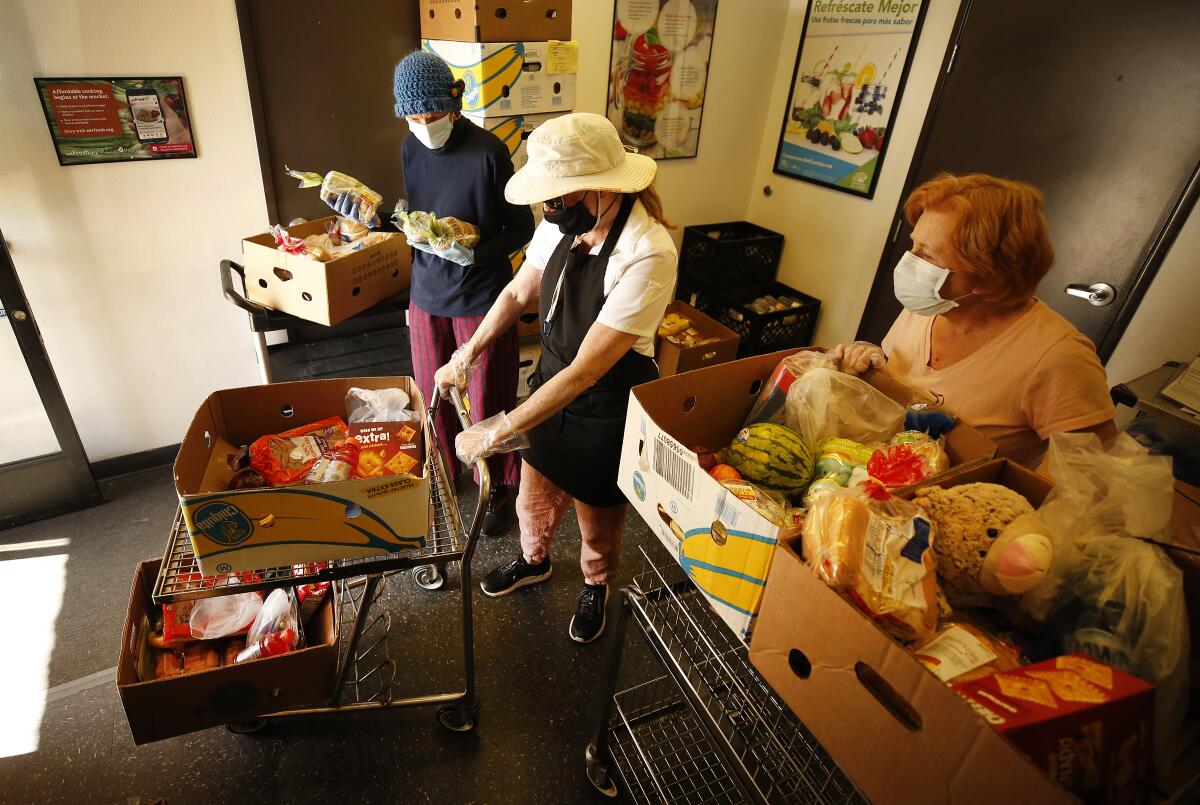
<box><xmin>620</xmin><ymin>358</ymin><xmax>792</xmax><ymax>642</ymax></box>
<box><xmin>175</xmin><ymin>377</ymin><xmax>431</xmax><ymax>575</ymax></box>
<box><xmin>422</xmin><ymin>39</ymin><xmax>577</xmax><ymax>119</ymax></box>
<box><xmin>464</xmin><ymin>111</ymin><xmax>567</xmax><ymax>171</ymax></box>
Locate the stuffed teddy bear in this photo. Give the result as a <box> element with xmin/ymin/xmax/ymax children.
<box><xmin>912</xmin><ymin>482</ymin><xmax>1053</xmax><ymax>610</ymax></box>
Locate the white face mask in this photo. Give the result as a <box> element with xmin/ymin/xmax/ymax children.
<box><xmin>893</xmin><ymin>251</ymin><xmax>969</xmax><ymax>316</ymax></box>
<box><xmin>408</xmin><ymin>114</ymin><xmax>453</xmax><ymax>150</ymax></box>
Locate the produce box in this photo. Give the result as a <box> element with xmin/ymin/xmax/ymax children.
<box><xmin>422</xmin><ymin>39</ymin><xmax>577</xmax><ymax>119</ymax></box>
<box><xmin>655</xmin><ymin>300</ymin><xmax>740</xmax><ymax>377</ymax></box>
<box><xmin>419</xmin><ymin>0</ymin><xmax>571</xmax><ymax>43</ymax></box>
<box><xmin>618</xmin><ymin>350</ymin><xmax>996</xmax><ymax>640</ymax></box>
<box><xmin>464</xmin><ymin>111</ymin><xmax>566</xmax><ymax>171</ymax></box>
<box><xmin>748</xmin><ymin>458</ymin><xmax>1068</xmax><ymax>805</ymax></box>
<box><xmin>174</xmin><ymin>377</ymin><xmax>431</xmax><ymax>575</ymax></box>
<box><xmin>955</xmin><ymin>654</ymin><xmax>1154</xmax><ymax>802</ymax></box>
<box><xmin>117</xmin><ymin>558</ymin><xmax>339</xmax><ymax>744</ymax></box>
<box><xmin>241</xmin><ymin>216</ymin><xmax>411</xmax><ymax>327</ymax></box>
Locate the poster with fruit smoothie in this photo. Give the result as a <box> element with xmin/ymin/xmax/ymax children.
<box><xmin>773</xmin><ymin>2</ymin><xmax>927</xmax><ymax>198</ymax></box>
<box><xmin>34</xmin><ymin>77</ymin><xmax>195</xmax><ymax>167</ymax></box>
<box><xmin>606</xmin><ymin>0</ymin><xmax>719</xmax><ymax>160</ymax></box>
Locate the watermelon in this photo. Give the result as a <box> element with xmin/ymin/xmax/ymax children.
<box><xmin>727</xmin><ymin>423</ymin><xmax>814</xmax><ymax>493</ymax></box>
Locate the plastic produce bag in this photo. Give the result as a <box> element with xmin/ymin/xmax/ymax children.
<box><xmin>742</xmin><ymin>349</ymin><xmax>838</xmax><ymax>427</ymax></box>
<box><xmin>286</xmin><ymin>166</ymin><xmax>383</xmax><ymax>224</ymax></box>
<box><xmin>189</xmin><ymin>592</ymin><xmax>263</xmax><ymax>640</ymax></box>
<box><xmin>236</xmin><ymin>588</ymin><xmax>302</xmax><ymax>663</ymax></box>
<box><xmin>785</xmin><ymin>368</ymin><xmax>906</xmax><ymax>447</ymax></box>
<box><xmin>392</xmin><ymin>202</ymin><xmax>479</xmax><ymax>250</ymax></box>
<box><xmin>345</xmin><ymin>387</ymin><xmax>417</xmax><ymax>423</ymax></box>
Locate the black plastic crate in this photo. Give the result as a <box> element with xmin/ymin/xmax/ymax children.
<box><xmin>680</xmin><ymin>221</ymin><xmax>784</xmax><ymax>291</ymax></box>
<box><xmin>713</xmin><ymin>282</ymin><xmax>820</xmax><ymax>357</ymax></box>
<box><xmin>674</xmin><ymin>279</ymin><xmax>725</xmax><ymax>318</ymax></box>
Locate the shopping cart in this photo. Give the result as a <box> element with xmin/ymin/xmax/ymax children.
<box><xmin>149</xmin><ymin>384</ymin><xmax>488</xmax><ymax>732</ymax></box>
<box><xmin>584</xmin><ymin>539</ymin><xmax>865</xmax><ymax>804</ymax></box>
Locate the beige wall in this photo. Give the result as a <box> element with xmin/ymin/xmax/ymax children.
<box><xmin>1</xmin><ymin>1</ymin><xmax>267</xmax><ymax>461</ymax></box>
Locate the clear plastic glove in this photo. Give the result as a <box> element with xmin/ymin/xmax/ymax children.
<box><xmin>411</xmin><ymin>239</ymin><xmax>475</xmax><ymax>266</ymax></box>
<box><xmin>326</xmin><ymin>192</ymin><xmax>380</xmax><ymax>228</ymax></box>
<box><xmin>832</xmin><ymin>341</ymin><xmax>886</xmax><ymax>374</ymax></box>
<box><xmin>434</xmin><ymin>346</ymin><xmax>480</xmax><ymax>392</ymax></box>
<box><xmin>455</xmin><ymin>411</ymin><xmax>530</xmax><ymax>465</ymax></box>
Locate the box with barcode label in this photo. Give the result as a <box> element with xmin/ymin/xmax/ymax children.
<box><xmin>421</xmin><ymin>40</ymin><xmax>577</xmax><ymax>119</ymax></box>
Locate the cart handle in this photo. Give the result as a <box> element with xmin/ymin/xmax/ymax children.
<box><xmin>220</xmin><ymin>259</ymin><xmax>272</xmax><ymax>316</ymax></box>
<box><xmin>430</xmin><ymin>384</ymin><xmax>493</xmax><ymax>544</ymax></box>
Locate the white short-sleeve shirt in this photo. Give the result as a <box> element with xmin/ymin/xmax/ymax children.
<box><xmin>517</xmin><ymin>199</ymin><xmax>678</xmax><ymax>357</ymax></box>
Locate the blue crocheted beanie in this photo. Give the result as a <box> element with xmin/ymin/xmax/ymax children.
<box><xmin>393</xmin><ymin>51</ymin><xmax>462</xmax><ymax>117</ymax></box>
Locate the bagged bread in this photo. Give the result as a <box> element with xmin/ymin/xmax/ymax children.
<box><xmin>802</xmin><ymin>490</ymin><xmax>939</xmax><ymax>643</ymax></box>
<box><xmin>912</xmin><ymin>622</ymin><xmax>1023</xmax><ymax>684</ymax></box>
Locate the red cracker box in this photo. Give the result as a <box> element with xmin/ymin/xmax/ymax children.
<box><xmin>349</xmin><ymin>422</ymin><xmax>425</xmax><ymax>480</ymax></box>
<box><xmin>955</xmin><ymin>654</ymin><xmax>1154</xmax><ymax>803</ymax></box>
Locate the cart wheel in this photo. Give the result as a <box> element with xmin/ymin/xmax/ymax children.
<box><xmin>437</xmin><ymin>703</ymin><xmax>477</xmax><ymax>733</ymax></box>
<box><xmin>585</xmin><ymin>742</ymin><xmax>619</xmax><ymax>798</ymax></box>
<box><xmin>413</xmin><ymin>564</ymin><xmax>445</xmax><ymax>591</ymax></box>
<box><xmin>226</xmin><ymin>718</ymin><xmax>269</xmax><ymax>735</ymax></box>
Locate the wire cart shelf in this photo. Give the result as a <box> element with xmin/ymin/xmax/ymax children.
<box><xmin>586</xmin><ymin>539</ymin><xmax>866</xmax><ymax>804</ymax></box>
<box><xmin>151</xmin><ymin>385</ymin><xmax>487</xmax><ymax>732</ymax></box>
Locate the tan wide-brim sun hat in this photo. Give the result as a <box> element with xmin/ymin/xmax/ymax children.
<box><xmin>505</xmin><ymin>112</ymin><xmax>657</xmax><ymax>205</ymax></box>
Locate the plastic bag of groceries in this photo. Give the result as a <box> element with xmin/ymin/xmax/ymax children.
<box><xmin>345</xmin><ymin>387</ymin><xmax>418</xmax><ymax>423</ymax></box>
<box><xmin>189</xmin><ymin>592</ymin><xmax>263</xmax><ymax>640</ymax></box>
<box><xmin>785</xmin><ymin>368</ymin><xmax>906</xmax><ymax>447</ymax></box>
<box><xmin>285</xmin><ymin>166</ymin><xmax>383</xmax><ymax>224</ymax></box>
<box><xmin>392</xmin><ymin>201</ymin><xmax>480</xmax><ymax>250</ymax></box>
<box><xmin>236</xmin><ymin>588</ymin><xmax>302</xmax><ymax>663</ymax></box>
<box><xmin>742</xmin><ymin>349</ymin><xmax>839</xmax><ymax>427</ymax></box>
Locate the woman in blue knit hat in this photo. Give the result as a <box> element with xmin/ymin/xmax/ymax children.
<box><xmin>331</xmin><ymin>50</ymin><xmax>534</xmax><ymax>535</ymax></box>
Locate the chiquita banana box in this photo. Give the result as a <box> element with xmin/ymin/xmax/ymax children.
<box><xmin>619</xmin><ymin>378</ymin><xmax>784</xmax><ymax>642</ymax></box>
<box><xmin>175</xmin><ymin>377</ymin><xmax>431</xmax><ymax>575</ymax></box>
<box><xmin>463</xmin><ymin>111</ymin><xmax>567</xmax><ymax>170</ymax></box>
<box><xmin>421</xmin><ymin>40</ymin><xmax>577</xmax><ymax>118</ymax></box>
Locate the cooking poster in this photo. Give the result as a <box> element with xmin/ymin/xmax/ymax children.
<box><xmin>34</xmin><ymin>78</ymin><xmax>195</xmax><ymax>167</ymax></box>
<box><xmin>606</xmin><ymin>0</ymin><xmax>719</xmax><ymax>160</ymax></box>
<box><xmin>773</xmin><ymin>1</ymin><xmax>927</xmax><ymax>198</ymax></box>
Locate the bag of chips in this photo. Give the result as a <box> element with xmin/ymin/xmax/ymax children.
<box><xmin>249</xmin><ymin>417</ymin><xmax>350</xmax><ymax>486</ymax></box>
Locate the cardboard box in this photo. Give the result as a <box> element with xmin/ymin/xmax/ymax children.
<box><xmin>955</xmin><ymin>654</ymin><xmax>1154</xmax><ymax>802</ymax></box>
<box><xmin>655</xmin><ymin>300</ymin><xmax>740</xmax><ymax>377</ymax></box>
<box><xmin>618</xmin><ymin>350</ymin><xmax>996</xmax><ymax>640</ymax></box>
<box><xmin>748</xmin><ymin>458</ymin><xmax>1071</xmax><ymax>804</ymax></box>
<box><xmin>242</xmin><ymin>216</ymin><xmax>411</xmax><ymax>326</ymax></box>
<box><xmin>117</xmin><ymin>559</ymin><xmax>339</xmax><ymax>744</ymax></box>
<box><xmin>464</xmin><ymin>111</ymin><xmax>566</xmax><ymax>171</ymax></box>
<box><xmin>175</xmin><ymin>377</ymin><xmax>431</xmax><ymax>575</ymax></box>
<box><xmin>419</xmin><ymin>0</ymin><xmax>571</xmax><ymax>43</ymax></box>
<box><xmin>422</xmin><ymin>40</ymin><xmax>577</xmax><ymax>118</ymax></box>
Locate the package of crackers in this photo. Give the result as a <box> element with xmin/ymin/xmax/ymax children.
<box><xmin>349</xmin><ymin>422</ymin><xmax>424</xmax><ymax>480</ymax></box>
<box><xmin>954</xmin><ymin>653</ymin><xmax>1154</xmax><ymax>802</ymax></box>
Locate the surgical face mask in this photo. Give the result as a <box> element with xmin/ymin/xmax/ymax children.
<box><xmin>408</xmin><ymin>114</ymin><xmax>453</xmax><ymax>150</ymax></box>
<box><xmin>893</xmin><ymin>251</ymin><xmax>970</xmax><ymax>316</ymax></box>
<box><xmin>544</xmin><ymin>192</ymin><xmax>597</xmax><ymax>236</ymax></box>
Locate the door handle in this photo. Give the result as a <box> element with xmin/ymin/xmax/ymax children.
<box><xmin>1064</xmin><ymin>282</ymin><xmax>1116</xmax><ymax>307</ymax></box>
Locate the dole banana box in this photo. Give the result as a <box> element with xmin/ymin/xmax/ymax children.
<box><xmin>422</xmin><ymin>39</ymin><xmax>577</xmax><ymax>119</ymax></box>
<box><xmin>175</xmin><ymin>377</ymin><xmax>431</xmax><ymax>575</ymax></box>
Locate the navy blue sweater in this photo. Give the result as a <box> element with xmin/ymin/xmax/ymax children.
<box><xmin>400</xmin><ymin>117</ymin><xmax>535</xmax><ymax>317</ymax></box>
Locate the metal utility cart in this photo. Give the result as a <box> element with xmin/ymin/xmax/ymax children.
<box><xmin>584</xmin><ymin>539</ymin><xmax>865</xmax><ymax>804</ymax></box>
<box><xmin>151</xmin><ymin>386</ymin><xmax>488</xmax><ymax>732</ymax></box>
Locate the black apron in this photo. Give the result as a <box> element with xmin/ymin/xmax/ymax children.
<box><xmin>522</xmin><ymin>196</ymin><xmax>658</xmax><ymax>507</ymax></box>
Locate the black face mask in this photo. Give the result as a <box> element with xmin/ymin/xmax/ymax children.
<box><xmin>544</xmin><ymin>193</ymin><xmax>597</xmax><ymax>236</ymax></box>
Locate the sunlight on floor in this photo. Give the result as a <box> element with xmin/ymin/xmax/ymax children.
<box><xmin>0</xmin><ymin>551</ymin><xmax>68</xmax><ymax>759</ymax></box>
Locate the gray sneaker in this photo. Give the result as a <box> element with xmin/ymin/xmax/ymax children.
<box><xmin>480</xmin><ymin>553</ymin><xmax>552</xmax><ymax>597</ymax></box>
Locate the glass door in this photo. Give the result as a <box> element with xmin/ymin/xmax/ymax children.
<box><xmin>0</xmin><ymin>231</ymin><xmax>100</xmax><ymax>528</ymax></box>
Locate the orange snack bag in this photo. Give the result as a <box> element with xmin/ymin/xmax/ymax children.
<box><xmin>249</xmin><ymin>417</ymin><xmax>350</xmax><ymax>486</ymax></box>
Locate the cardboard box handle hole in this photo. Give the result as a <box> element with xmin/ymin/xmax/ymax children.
<box><xmin>203</xmin><ymin>430</ymin><xmax>213</xmax><ymax>448</ymax></box>
<box><xmin>709</xmin><ymin>520</ymin><xmax>728</xmax><ymax>546</ymax></box>
<box><xmin>547</xmin><ymin>9</ymin><xmax>558</xmax><ymax>19</ymax></box>
<box><xmin>352</xmin><ymin>286</ymin><xmax>361</xmax><ymax>296</ymax></box>
<box><xmin>345</xmin><ymin>504</ymin><xmax>362</xmax><ymax>519</ymax></box>
<box><xmin>455</xmin><ymin>7</ymin><xmax>462</xmax><ymax>18</ymax></box>
<box><xmin>854</xmin><ymin>661</ymin><xmax>923</xmax><ymax>732</ymax></box>
<box><xmin>494</xmin><ymin>7</ymin><xmax>507</xmax><ymax>18</ymax></box>
<box><xmin>273</xmin><ymin>268</ymin><xmax>293</xmax><ymax>282</ymax></box>
<box><xmin>787</xmin><ymin>648</ymin><xmax>812</xmax><ymax>679</ymax></box>
<box><xmin>682</xmin><ymin>395</ymin><xmax>696</xmax><ymax>413</ymax></box>
<box><xmin>280</xmin><ymin>404</ymin><xmax>294</xmax><ymax>417</ymax></box>
<box><xmin>553</xmin><ymin>81</ymin><xmax>561</xmax><ymax>94</ymax></box>
<box><xmin>258</xmin><ymin>278</ymin><xmax>268</xmax><ymax>289</ymax></box>
<box><xmin>502</xmin><ymin>85</ymin><xmax>511</xmax><ymax>98</ymax></box>
<box><xmin>749</xmin><ymin>378</ymin><xmax>763</xmax><ymax>396</ymax></box>
<box><xmin>702</xmin><ymin>351</ymin><xmax>717</xmax><ymax>361</ymax></box>
<box><xmin>428</xmin><ymin>8</ymin><xmax>434</xmax><ymax>18</ymax></box>
<box><xmin>301</xmin><ymin>292</ymin><xmax>313</xmax><ymax>302</ymax></box>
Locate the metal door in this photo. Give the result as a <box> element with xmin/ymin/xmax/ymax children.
<box><xmin>856</xmin><ymin>0</ymin><xmax>1200</xmax><ymax>359</ymax></box>
<box><xmin>0</xmin><ymin>234</ymin><xmax>100</xmax><ymax>528</ymax></box>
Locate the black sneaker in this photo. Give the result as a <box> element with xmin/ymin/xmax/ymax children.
<box><xmin>569</xmin><ymin>583</ymin><xmax>608</xmax><ymax>644</ymax></box>
<box><xmin>480</xmin><ymin>484</ymin><xmax>512</xmax><ymax>538</ymax></box>
<box><xmin>480</xmin><ymin>553</ymin><xmax>551</xmax><ymax>597</ymax></box>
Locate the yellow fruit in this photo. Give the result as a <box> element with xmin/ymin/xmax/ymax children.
<box><xmin>840</xmin><ymin>133</ymin><xmax>863</xmax><ymax>154</ymax></box>
<box><xmin>856</xmin><ymin>63</ymin><xmax>877</xmax><ymax>88</ymax></box>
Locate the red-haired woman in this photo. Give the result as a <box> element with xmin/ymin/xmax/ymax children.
<box><xmin>836</xmin><ymin>172</ymin><xmax>1116</xmax><ymax>467</ymax></box>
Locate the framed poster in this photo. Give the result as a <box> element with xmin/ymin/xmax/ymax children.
<box><xmin>606</xmin><ymin>0</ymin><xmax>719</xmax><ymax>160</ymax></box>
<box><xmin>33</xmin><ymin>77</ymin><xmax>195</xmax><ymax>167</ymax></box>
<box><xmin>773</xmin><ymin>2</ymin><xmax>928</xmax><ymax>198</ymax></box>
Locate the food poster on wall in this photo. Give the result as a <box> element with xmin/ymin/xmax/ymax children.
<box><xmin>33</xmin><ymin>78</ymin><xmax>195</xmax><ymax>166</ymax></box>
<box><xmin>773</xmin><ymin>2</ymin><xmax>927</xmax><ymax>198</ymax></box>
<box><xmin>606</xmin><ymin>0</ymin><xmax>719</xmax><ymax>160</ymax></box>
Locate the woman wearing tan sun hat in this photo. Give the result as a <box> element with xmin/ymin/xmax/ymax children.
<box><xmin>432</xmin><ymin>112</ymin><xmax>678</xmax><ymax>643</ymax></box>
